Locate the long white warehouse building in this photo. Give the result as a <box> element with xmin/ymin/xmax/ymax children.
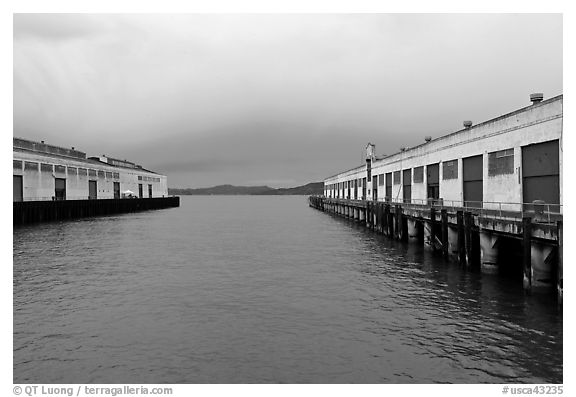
<box><xmin>13</xmin><ymin>137</ymin><xmax>169</xmax><ymax>202</ymax></box>
<box><xmin>324</xmin><ymin>93</ymin><xmax>562</xmax><ymax>213</ymax></box>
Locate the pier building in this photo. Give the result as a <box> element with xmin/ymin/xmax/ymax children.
<box><xmin>13</xmin><ymin>137</ymin><xmax>168</xmax><ymax>202</ymax></box>
<box><xmin>13</xmin><ymin>138</ymin><xmax>178</xmax><ymax>225</ymax></box>
<box><xmin>311</xmin><ymin>93</ymin><xmax>563</xmax><ymax>302</ymax></box>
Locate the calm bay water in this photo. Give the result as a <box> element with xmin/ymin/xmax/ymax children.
<box><xmin>13</xmin><ymin>196</ymin><xmax>562</xmax><ymax>383</ymax></box>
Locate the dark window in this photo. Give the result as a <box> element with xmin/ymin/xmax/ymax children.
<box><xmin>89</xmin><ymin>169</ymin><xmax>97</xmax><ymax>178</ymax></box>
<box><xmin>139</xmin><ymin>184</ymin><xmax>143</xmax><ymax>198</ymax></box>
<box><xmin>67</xmin><ymin>167</ymin><xmax>77</xmax><ymax>175</ymax></box>
<box><xmin>106</xmin><ymin>171</ymin><xmax>113</xmax><ymax>179</ymax></box>
<box><xmin>40</xmin><ymin>163</ymin><xmax>53</xmax><ymax>172</ymax></box>
<box><xmin>97</xmin><ymin>170</ymin><xmax>105</xmax><ymax>178</ymax></box>
<box><xmin>24</xmin><ymin>161</ymin><xmax>38</xmax><ymax>171</ymax></box>
<box><xmin>54</xmin><ymin>165</ymin><xmax>66</xmax><ymax>174</ymax></box>
<box><xmin>138</xmin><ymin>176</ymin><xmax>143</xmax><ymax>181</ymax></box>
<box><xmin>13</xmin><ymin>160</ymin><xmax>22</xmax><ymax>170</ymax></box>
<box><xmin>113</xmin><ymin>172</ymin><xmax>120</xmax><ymax>179</ymax></box>
<box><xmin>413</xmin><ymin>166</ymin><xmax>424</xmax><ymax>183</ymax></box>
<box><xmin>78</xmin><ymin>168</ymin><xmax>88</xmax><ymax>176</ymax></box>
<box><xmin>378</xmin><ymin>174</ymin><xmax>384</xmax><ymax>186</ymax></box>
<box><xmin>393</xmin><ymin>171</ymin><xmax>401</xmax><ymax>184</ymax></box>
<box><xmin>443</xmin><ymin>160</ymin><xmax>458</xmax><ymax>180</ymax></box>
<box><xmin>488</xmin><ymin>148</ymin><xmax>514</xmax><ymax>176</ymax></box>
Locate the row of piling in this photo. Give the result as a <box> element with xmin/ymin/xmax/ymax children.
<box><xmin>13</xmin><ymin>196</ymin><xmax>180</xmax><ymax>226</ymax></box>
<box><xmin>308</xmin><ymin>196</ymin><xmax>562</xmax><ymax>304</ymax></box>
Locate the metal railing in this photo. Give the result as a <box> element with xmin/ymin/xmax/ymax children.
<box><xmin>319</xmin><ymin>196</ymin><xmax>562</xmax><ymax>224</ymax></box>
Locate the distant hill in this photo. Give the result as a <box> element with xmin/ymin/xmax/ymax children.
<box><xmin>168</xmin><ymin>182</ymin><xmax>323</xmax><ymax>196</ymax></box>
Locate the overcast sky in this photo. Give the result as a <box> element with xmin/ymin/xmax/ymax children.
<box><xmin>13</xmin><ymin>13</ymin><xmax>562</xmax><ymax>188</ymax></box>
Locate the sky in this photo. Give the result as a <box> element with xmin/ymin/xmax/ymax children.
<box><xmin>13</xmin><ymin>13</ymin><xmax>562</xmax><ymax>188</ymax></box>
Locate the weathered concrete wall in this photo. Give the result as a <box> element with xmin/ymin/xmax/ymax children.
<box><xmin>325</xmin><ymin>95</ymin><xmax>562</xmax><ymax>211</ymax></box>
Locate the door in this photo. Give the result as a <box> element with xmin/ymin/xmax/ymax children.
<box><xmin>113</xmin><ymin>182</ymin><xmax>120</xmax><ymax>199</ymax></box>
<box><xmin>372</xmin><ymin>175</ymin><xmax>378</xmax><ymax>201</ymax></box>
<box><xmin>139</xmin><ymin>183</ymin><xmax>143</xmax><ymax>198</ymax></box>
<box><xmin>148</xmin><ymin>184</ymin><xmax>152</xmax><ymax>198</ymax></box>
<box><xmin>13</xmin><ymin>175</ymin><xmax>23</xmax><ymax>202</ymax></box>
<box><xmin>55</xmin><ymin>178</ymin><xmax>66</xmax><ymax>200</ymax></box>
<box><xmin>362</xmin><ymin>178</ymin><xmax>367</xmax><ymax>200</ymax></box>
<box><xmin>463</xmin><ymin>155</ymin><xmax>483</xmax><ymax>208</ymax></box>
<box><xmin>89</xmin><ymin>180</ymin><xmax>97</xmax><ymax>200</ymax></box>
<box><xmin>427</xmin><ymin>163</ymin><xmax>440</xmax><ymax>204</ymax></box>
<box><xmin>522</xmin><ymin>140</ymin><xmax>560</xmax><ymax>212</ymax></box>
<box><xmin>385</xmin><ymin>173</ymin><xmax>392</xmax><ymax>202</ymax></box>
<box><xmin>403</xmin><ymin>169</ymin><xmax>412</xmax><ymax>203</ymax></box>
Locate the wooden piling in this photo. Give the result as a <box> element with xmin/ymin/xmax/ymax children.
<box><xmin>441</xmin><ymin>209</ymin><xmax>448</xmax><ymax>259</ymax></box>
<box><xmin>457</xmin><ymin>211</ymin><xmax>465</xmax><ymax>266</ymax></box>
<box><xmin>523</xmin><ymin>217</ymin><xmax>532</xmax><ymax>291</ymax></box>
<box><xmin>464</xmin><ymin>212</ymin><xmax>473</xmax><ymax>267</ymax></box>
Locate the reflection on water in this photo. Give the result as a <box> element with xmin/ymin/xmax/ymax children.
<box><xmin>13</xmin><ymin>196</ymin><xmax>562</xmax><ymax>383</ymax></box>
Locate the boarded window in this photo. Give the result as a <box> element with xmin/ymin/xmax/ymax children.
<box><xmin>378</xmin><ymin>174</ymin><xmax>384</xmax><ymax>186</ymax></box>
<box><xmin>98</xmin><ymin>170</ymin><xmax>105</xmax><ymax>178</ymax></box>
<box><xmin>54</xmin><ymin>165</ymin><xmax>66</xmax><ymax>174</ymax></box>
<box><xmin>106</xmin><ymin>171</ymin><xmax>113</xmax><ymax>179</ymax></box>
<box><xmin>67</xmin><ymin>167</ymin><xmax>77</xmax><ymax>175</ymax></box>
<box><xmin>488</xmin><ymin>148</ymin><xmax>514</xmax><ymax>176</ymax></box>
<box><xmin>413</xmin><ymin>166</ymin><xmax>424</xmax><ymax>183</ymax></box>
<box><xmin>41</xmin><ymin>163</ymin><xmax>53</xmax><ymax>172</ymax></box>
<box><xmin>78</xmin><ymin>168</ymin><xmax>88</xmax><ymax>177</ymax></box>
<box><xmin>89</xmin><ymin>169</ymin><xmax>97</xmax><ymax>177</ymax></box>
<box><xmin>443</xmin><ymin>160</ymin><xmax>458</xmax><ymax>180</ymax></box>
<box><xmin>393</xmin><ymin>171</ymin><xmax>401</xmax><ymax>184</ymax></box>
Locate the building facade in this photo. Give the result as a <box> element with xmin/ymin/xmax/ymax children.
<box><xmin>324</xmin><ymin>94</ymin><xmax>562</xmax><ymax>213</ymax></box>
<box><xmin>13</xmin><ymin>138</ymin><xmax>169</xmax><ymax>202</ymax></box>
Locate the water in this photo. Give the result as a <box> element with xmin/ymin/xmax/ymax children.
<box><xmin>13</xmin><ymin>196</ymin><xmax>562</xmax><ymax>383</ymax></box>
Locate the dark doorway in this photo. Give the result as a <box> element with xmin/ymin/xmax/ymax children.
<box><xmin>55</xmin><ymin>178</ymin><xmax>66</xmax><ymax>200</ymax></box>
<box><xmin>522</xmin><ymin>140</ymin><xmax>560</xmax><ymax>212</ymax></box>
<box><xmin>362</xmin><ymin>177</ymin><xmax>366</xmax><ymax>200</ymax></box>
<box><xmin>463</xmin><ymin>155</ymin><xmax>483</xmax><ymax>208</ymax></box>
<box><xmin>89</xmin><ymin>180</ymin><xmax>97</xmax><ymax>200</ymax></box>
<box><xmin>148</xmin><ymin>184</ymin><xmax>152</xmax><ymax>198</ymax></box>
<box><xmin>13</xmin><ymin>175</ymin><xmax>23</xmax><ymax>202</ymax></box>
<box><xmin>427</xmin><ymin>163</ymin><xmax>440</xmax><ymax>204</ymax></box>
<box><xmin>403</xmin><ymin>169</ymin><xmax>412</xmax><ymax>203</ymax></box>
<box><xmin>385</xmin><ymin>173</ymin><xmax>392</xmax><ymax>202</ymax></box>
<box><xmin>113</xmin><ymin>182</ymin><xmax>120</xmax><ymax>199</ymax></box>
<box><xmin>372</xmin><ymin>175</ymin><xmax>378</xmax><ymax>201</ymax></box>
<box><xmin>139</xmin><ymin>183</ymin><xmax>143</xmax><ymax>198</ymax></box>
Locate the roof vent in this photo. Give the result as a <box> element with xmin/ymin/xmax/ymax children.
<box><xmin>41</xmin><ymin>140</ymin><xmax>45</xmax><ymax>144</ymax></box>
<box><xmin>71</xmin><ymin>147</ymin><xmax>75</xmax><ymax>150</ymax></box>
<box><xmin>530</xmin><ymin>93</ymin><xmax>544</xmax><ymax>104</ymax></box>
<box><xmin>400</xmin><ymin>147</ymin><xmax>406</xmax><ymax>152</ymax></box>
<box><xmin>463</xmin><ymin>120</ymin><xmax>473</xmax><ymax>128</ymax></box>
<box><xmin>424</xmin><ymin>136</ymin><xmax>432</xmax><ymax>142</ymax></box>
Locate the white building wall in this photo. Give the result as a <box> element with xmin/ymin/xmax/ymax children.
<box><xmin>324</xmin><ymin>96</ymin><xmax>563</xmax><ymax>211</ymax></box>
<box><xmin>14</xmin><ymin>150</ymin><xmax>169</xmax><ymax>201</ymax></box>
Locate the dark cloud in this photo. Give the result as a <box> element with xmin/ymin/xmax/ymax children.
<box><xmin>13</xmin><ymin>14</ymin><xmax>562</xmax><ymax>188</ymax></box>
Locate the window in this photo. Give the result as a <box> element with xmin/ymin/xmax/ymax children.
<box><xmin>413</xmin><ymin>166</ymin><xmax>424</xmax><ymax>183</ymax></box>
<box><xmin>489</xmin><ymin>148</ymin><xmax>514</xmax><ymax>176</ymax></box>
<box><xmin>393</xmin><ymin>171</ymin><xmax>401</xmax><ymax>184</ymax></box>
<box><xmin>443</xmin><ymin>160</ymin><xmax>458</xmax><ymax>180</ymax></box>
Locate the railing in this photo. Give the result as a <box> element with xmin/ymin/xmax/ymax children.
<box><xmin>318</xmin><ymin>196</ymin><xmax>562</xmax><ymax>224</ymax></box>
<box><xmin>16</xmin><ymin>195</ymin><xmax>173</xmax><ymax>202</ymax></box>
